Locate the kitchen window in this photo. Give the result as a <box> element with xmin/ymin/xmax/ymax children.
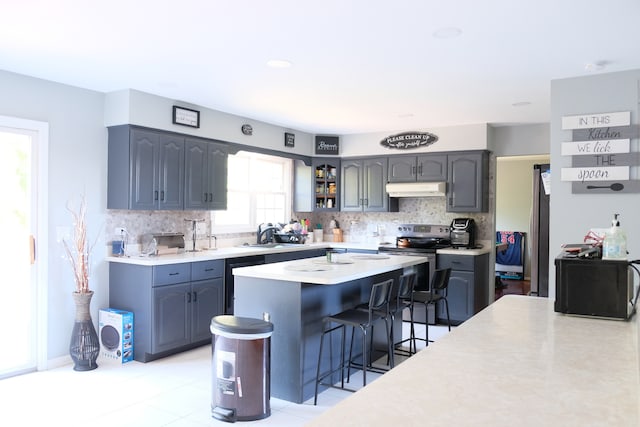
<box><xmin>212</xmin><ymin>151</ymin><xmax>292</xmax><ymax>232</ymax></box>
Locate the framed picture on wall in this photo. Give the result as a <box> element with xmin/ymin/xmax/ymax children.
<box><xmin>285</xmin><ymin>132</ymin><xmax>295</xmax><ymax>147</ymax></box>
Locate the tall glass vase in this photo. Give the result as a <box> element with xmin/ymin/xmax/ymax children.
<box><xmin>69</xmin><ymin>291</ymin><xmax>100</xmax><ymax>371</ymax></box>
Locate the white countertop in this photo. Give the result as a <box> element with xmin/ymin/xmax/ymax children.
<box><xmin>435</xmin><ymin>239</ymin><xmax>493</xmax><ymax>256</ymax></box>
<box><xmin>233</xmin><ymin>254</ymin><xmax>427</xmax><ymax>285</ymax></box>
<box><xmin>306</xmin><ymin>295</ymin><xmax>640</xmax><ymax>426</ymax></box>
<box><xmin>105</xmin><ymin>242</ymin><xmax>381</xmax><ymax>266</ymax></box>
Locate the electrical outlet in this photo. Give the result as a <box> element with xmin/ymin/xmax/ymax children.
<box><xmin>114</xmin><ymin>227</ymin><xmax>127</xmax><ymax>236</ymax></box>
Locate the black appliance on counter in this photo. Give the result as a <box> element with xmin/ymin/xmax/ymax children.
<box><xmin>224</xmin><ymin>255</ymin><xmax>266</xmax><ymax>314</ymax></box>
<box><xmin>450</xmin><ymin>218</ymin><xmax>476</xmax><ymax>248</ymax></box>
<box><xmin>555</xmin><ymin>254</ymin><xmax>635</xmax><ymax>320</ymax></box>
<box><xmin>378</xmin><ymin>224</ymin><xmax>451</xmax><ymax>324</ymax></box>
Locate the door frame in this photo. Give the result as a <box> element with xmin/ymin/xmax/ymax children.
<box><xmin>0</xmin><ymin>115</ymin><xmax>49</xmax><ymax>371</ymax></box>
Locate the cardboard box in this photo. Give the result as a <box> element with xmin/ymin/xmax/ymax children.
<box><xmin>99</xmin><ymin>308</ymin><xmax>134</xmax><ymax>363</ymax></box>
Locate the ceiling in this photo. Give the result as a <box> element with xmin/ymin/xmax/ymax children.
<box><xmin>2</xmin><ymin>1</ymin><xmax>640</xmax><ymax>135</ymax></box>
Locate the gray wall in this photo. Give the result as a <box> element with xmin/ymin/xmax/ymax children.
<box><xmin>0</xmin><ymin>70</ymin><xmax>107</xmax><ymax>363</ymax></box>
<box><xmin>549</xmin><ymin>69</ymin><xmax>640</xmax><ymax>359</ymax></box>
<box><xmin>549</xmin><ymin>69</ymin><xmax>639</xmax><ymax>298</ymax></box>
<box><xmin>490</xmin><ymin>123</ymin><xmax>550</xmax><ymax>157</ymax></box>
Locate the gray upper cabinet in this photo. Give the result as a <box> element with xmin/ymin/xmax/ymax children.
<box><xmin>108</xmin><ymin>125</ymin><xmax>185</xmax><ymax>210</ymax></box>
<box><xmin>341</xmin><ymin>157</ymin><xmax>398</xmax><ymax>212</ymax></box>
<box><xmin>446</xmin><ymin>151</ymin><xmax>489</xmax><ymax>212</ymax></box>
<box><xmin>108</xmin><ymin>125</ymin><xmax>228</xmax><ymax>211</ymax></box>
<box><xmin>388</xmin><ymin>154</ymin><xmax>447</xmax><ymax>183</ymax></box>
<box><xmin>184</xmin><ymin>138</ymin><xmax>228</xmax><ymax>210</ymax></box>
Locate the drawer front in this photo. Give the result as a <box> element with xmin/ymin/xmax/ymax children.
<box><xmin>153</xmin><ymin>263</ymin><xmax>191</xmax><ymax>286</ymax></box>
<box><xmin>192</xmin><ymin>259</ymin><xmax>224</xmax><ymax>281</ymax></box>
<box><xmin>437</xmin><ymin>254</ymin><xmax>475</xmax><ymax>271</ymax></box>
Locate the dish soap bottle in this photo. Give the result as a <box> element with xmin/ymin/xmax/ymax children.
<box><xmin>602</xmin><ymin>213</ymin><xmax>627</xmax><ymax>260</ymax></box>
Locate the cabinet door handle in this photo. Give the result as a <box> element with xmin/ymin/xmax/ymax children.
<box><xmin>204</xmin><ymin>192</ymin><xmax>208</xmax><ymax>202</ymax></box>
<box><xmin>154</xmin><ymin>190</ymin><xmax>159</xmax><ymax>201</ymax></box>
<box><xmin>169</xmin><ymin>272</ymin><xmax>180</xmax><ymax>276</ymax></box>
<box><xmin>193</xmin><ymin>291</ymin><xmax>198</xmax><ymax>302</ymax></box>
<box><xmin>364</xmin><ymin>198</ymin><xmax>368</xmax><ymax>206</ymax></box>
<box><xmin>209</xmin><ymin>193</ymin><xmax>213</xmax><ymax>202</ymax></box>
<box><xmin>187</xmin><ymin>292</ymin><xmax>191</xmax><ymax>303</ymax></box>
<box><xmin>160</xmin><ymin>190</ymin><xmax>165</xmax><ymax>201</ymax></box>
<box><xmin>412</xmin><ymin>166</ymin><xmax>416</xmax><ymax>176</ymax></box>
<box><xmin>204</xmin><ymin>268</ymin><xmax>214</xmax><ymax>272</ymax></box>
<box><xmin>418</xmin><ymin>165</ymin><xmax>423</xmax><ymax>175</ymax></box>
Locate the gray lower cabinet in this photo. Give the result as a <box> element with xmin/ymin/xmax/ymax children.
<box><xmin>341</xmin><ymin>157</ymin><xmax>398</xmax><ymax>212</ymax></box>
<box><xmin>184</xmin><ymin>138</ymin><xmax>228</xmax><ymax>210</ymax></box>
<box><xmin>436</xmin><ymin>253</ymin><xmax>489</xmax><ymax>325</ymax></box>
<box><xmin>109</xmin><ymin>259</ymin><xmax>223</xmax><ymax>362</ymax></box>
<box><xmin>108</xmin><ymin>125</ymin><xmax>185</xmax><ymax>210</ymax></box>
<box><xmin>446</xmin><ymin>151</ymin><xmax>489</xmax><ymax>212</ymax></box>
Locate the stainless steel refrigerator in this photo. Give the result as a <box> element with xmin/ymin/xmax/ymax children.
<box><xmin>530</xmin><ymin>164</ymin><xmax>550</xmax><ymax>297</ymax></box>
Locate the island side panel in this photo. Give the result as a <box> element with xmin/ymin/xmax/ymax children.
<box><xmin>234</xmin><ymin>269</ymin><xmax>402</xmax><ymax>403</ymax></box>
<box><xmin>233</xmin><ymin>276</ymin><xmax>304</xmax><ymax>403</ymax></box>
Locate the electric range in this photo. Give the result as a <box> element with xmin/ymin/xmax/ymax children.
<box><xmin>378</xmin><ymin>224</ymin><xmax>451</xmax><ymax>324</ymax></box>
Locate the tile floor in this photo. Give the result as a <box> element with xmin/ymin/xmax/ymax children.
<box><xmin>0</xmin><ymin>323</ymin><xmax>452</xmax><ymax>427</ymax></box>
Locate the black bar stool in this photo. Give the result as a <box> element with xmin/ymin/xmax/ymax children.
<box><xmin>411</xmin><ymin>268</ymin><xmax>452</xmax><ymax>348</ymax></box>
<box><xmin>314</xmin><ymin>279</ymin><xmax>394</xmax><ymax>405</ymax></box>
<box><xmin>389</xmin><ymin>272</ymin><xmax>417</xmax><ymax>358</ymax></box>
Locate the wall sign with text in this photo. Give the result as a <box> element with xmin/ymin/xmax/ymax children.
<box><xmin>315</xmin><ymin>135</ymin><xmax>339</xmax><ymax>155</ymax></box>
<box><xmin>560</xmin><ymin>111</ymin><xmax>639</xmax><ymax>193</ymax></box>
<box><xmin>380</xmin><ymin>131</ymin><xmax>438</xmax><ymax>149</ymax></box>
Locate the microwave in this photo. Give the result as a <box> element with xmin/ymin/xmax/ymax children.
<box><xmin>554</xmin><ymin>256</ymin><xmax>634</xmax><ymax>320</ymax></box>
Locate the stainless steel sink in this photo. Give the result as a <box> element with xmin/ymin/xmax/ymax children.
<box><xmin>238</xmin><ymin>243</ymin><xmax>299</xmax><ymax>249</ymax></box>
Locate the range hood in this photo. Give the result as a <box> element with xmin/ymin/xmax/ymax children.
<box><xmin>385</xmin><ymin>182</ymin><xmax>447</xmax><ymax>197</ymax></box>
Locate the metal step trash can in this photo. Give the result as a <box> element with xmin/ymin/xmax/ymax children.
<box><xmin>210</xmin><ymin>315</ymin><xmax>274</xmax><ymax>423</ymax></box>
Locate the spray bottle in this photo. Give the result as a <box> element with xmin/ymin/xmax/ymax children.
<box><xmin>602</xmin><ymin>213</ymin><xmax>627</xmax><ymax>260</ymax></box>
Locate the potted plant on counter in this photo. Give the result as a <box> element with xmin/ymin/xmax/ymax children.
<box><xmin>63</xmin><ymin>196</ymin><xmax>100</xmax><ymax>371</ymax></box>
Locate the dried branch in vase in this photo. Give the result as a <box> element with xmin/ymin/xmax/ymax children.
<box><xmin>63</xmin><ymin>196</ymin><xmax>99</xmax><ymax>294</ymax></box>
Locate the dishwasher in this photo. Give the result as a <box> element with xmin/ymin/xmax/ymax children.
<box><xmin>224</xmin><ymin>255</ymin><xmax>266</xmax><ymax>314</ymax></box>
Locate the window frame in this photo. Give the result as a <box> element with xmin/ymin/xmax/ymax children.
<box><xmin>211</xmin><ymin>151</ymin><xmax>292</xmax><ymax>233</ymax></box>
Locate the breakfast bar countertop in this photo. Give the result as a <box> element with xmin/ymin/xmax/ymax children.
<box><xmin>233</xmin><ymin>254</ymin><xmax>426</xmax><ymax>285</ymax></box>
<box><xmin>306</xmin><ymin>295</ymin><xmax>640</xmax><ymax>426</ymax></box>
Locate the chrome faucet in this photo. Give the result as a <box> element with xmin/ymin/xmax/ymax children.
<box><xmin>257</xmin><ymin>223</ymin><xmax>278</xmax><ymax>244</ymax></box>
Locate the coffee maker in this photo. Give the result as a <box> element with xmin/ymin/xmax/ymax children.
<box><xmin>450</xmin><ymin>218</ymin><xmax>476</xmax><ymax>248</ymax></box>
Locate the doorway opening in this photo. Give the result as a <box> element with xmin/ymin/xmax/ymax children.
<box><xmin>495</xmin><ymin>155</ymin><xmax>550</xmax><ymax>299</ymax></box>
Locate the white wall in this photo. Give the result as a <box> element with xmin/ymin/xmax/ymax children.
<box><xmin>0</xmin><ymin>70</ymin><xmax>106</xmax><ymax>363</ymax></box>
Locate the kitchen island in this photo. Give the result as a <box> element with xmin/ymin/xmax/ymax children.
<box><xmin>232</xmin><ymin>254</ymin><xmax>428</xmax><ymax>403</ymax></box>
<box><xmin>307</xmin><ymin>295</ymin><xmax>640</xmax><ymax>426</ymax></box>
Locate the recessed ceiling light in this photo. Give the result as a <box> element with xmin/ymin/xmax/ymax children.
<box><xmin>512</xmin><ymin>101</ymin><xmax>531</xmax><ymax>107</ymax></box>
<box><xmin>584</xmin><ymin>60</ymin><xmax>608</xmax><ymax>72</ymax></box>
<box><xmin>432</xmin><ymin>27</ymin><xmax>462</xmax><ymax>39</ymax></box>
<box><xmin>266</xmin><ymin>59</ymin><xmax>292</xmax><ymax>68</ymax></box>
